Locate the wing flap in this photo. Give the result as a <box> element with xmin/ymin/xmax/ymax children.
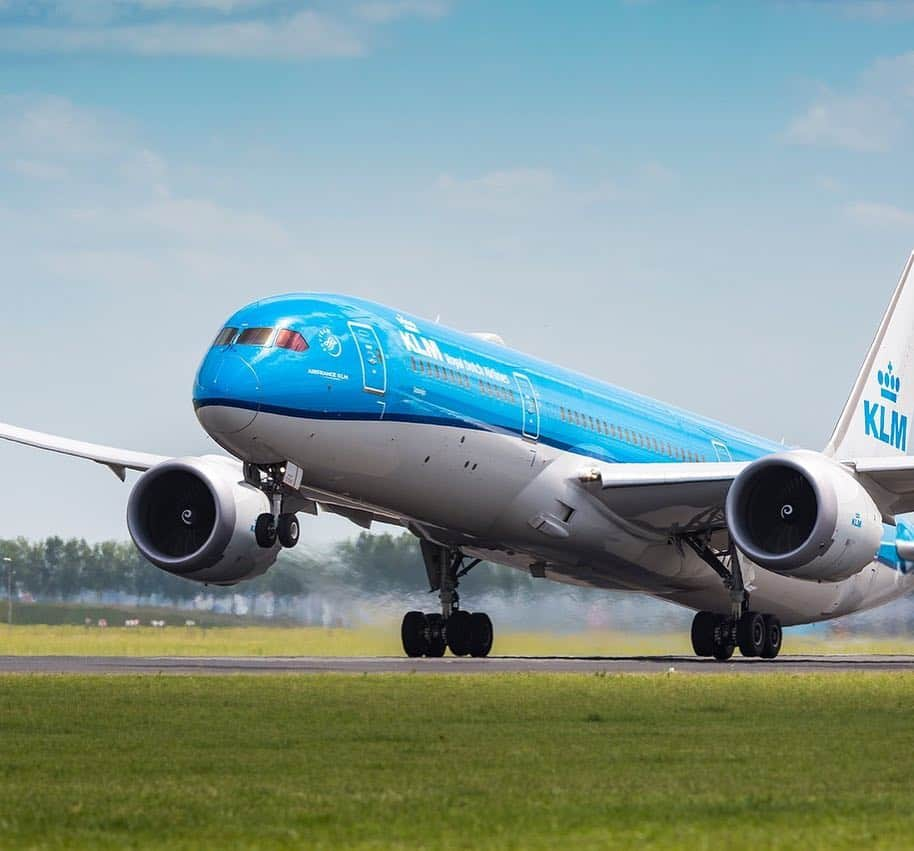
<box><xmin>0</xmin><ymin>421</ymin><xmax>166</xmax><ymax>480</ymax></box>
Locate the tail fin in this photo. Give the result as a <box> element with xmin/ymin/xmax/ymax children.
<box><xmin>825</xmin><ymin>251</ymin><xmax>914</xmax><ymax>460</ymax></box>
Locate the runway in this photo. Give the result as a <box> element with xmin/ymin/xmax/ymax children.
<box><xmin>1</xmin><ymin>655</ymin><xmax>914</xmax><ymax>674</ymax></box>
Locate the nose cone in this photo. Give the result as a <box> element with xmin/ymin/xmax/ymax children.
<box><xmin>194</xmin><ymin>352</ymin><xmax>261</xmax><ymax>435</ymax></box>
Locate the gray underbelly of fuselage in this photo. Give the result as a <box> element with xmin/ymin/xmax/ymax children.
<box><xmin>203</xmin><ymin>408</ymin><xmax>914</xmax><ymax>626</ymax></box>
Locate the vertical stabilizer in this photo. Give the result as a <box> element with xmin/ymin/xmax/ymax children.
<box><xmin>825</xmin><ymin>252</ymin><xmax>914</xmax><ymax>459</ymax></box>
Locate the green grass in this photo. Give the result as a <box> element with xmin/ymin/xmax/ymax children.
<box><xmin>4</xmin><ymin>624</ymin><xmax>914</xmax><ymax>657</ymax></box>
<box><xmin>1</xmin><ymin>674</ymin><xmax>914</xmax><ymax>849</ymax></box>
<box><xmin>2</xmin><ymin>600</ymin><xmax>293</xmax><ymax>628</ymax></box>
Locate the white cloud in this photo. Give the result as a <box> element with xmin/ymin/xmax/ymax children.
<box><xmin>823</xmin><ymin>1</ymin><xmax>914</xmax><ymax>19</ymax></box>
<box><xmin>1</xmin><ymin>11</ymin><xmax>363</xmax><ymax>58</ymax></box>
<box><xmin>639</xmin><ymin>160</ymin><xmax>677</xmax><ymax>186</ymax></box>
<box><xmin>0</xmin><ymin>94</ymin><xmax>122</xmax><ymax>160</ymax></box>
<box><xmin>118</xmin><ymin>148</ymin><xmax>168</xmax><ymax>190</ymax></box>
<box><xmin>355</xmin><ymin>0</ymin><xmax>450</xmax><ymax>22</ymax></box>
<box><xmin>9</xmin><ymin>158</ymin><xmax>69</xmax><ymax>180</ymax></box>
<box><xmin>0</xmin><ymin>94</ymin><xmax>294</xmax><ymax>265</ymax></box>
<box><xmin>845</xmin><ymin>201</ymin><xmax>914</xmax><ymax>229</ymax></box>
<box><xmin>0</xmin><ymin>95</ymin><xmax>164</xmax><ymax>191</ymax></box>
<box><xmin>434</xmin><ymin>164</ymin><xmax>674</xmax><ymax>215</ymax></box>
<box><xmin>785</xmin><ymin>52</ymin><xmax>914</xmax><ymax>152</ymax></box>
<box><xmin>785</xmin><ymin>93</ymin><xmax>899</xmax><ymax>152</ymax></box>
<box><xmin>127</xmin><ymin>197</ymin><xmax>291</xmax><ymax>246</ymax></box>
<box><xmin>0</xmin><ymin>0</ymin><xmax>454</xmax><ymax>58</ymax></box>
<box><xmin>118</xmin><ymin>0</ymin><xmax>273</xmax><ymax>11</ymax></box>
<box><xmin>436</xmin><ymin>168</ymin><xmax>557</xmax><ymax>214</ymax></box>
<box><xmin>814</xmin><ymin>175</ymin><xmax>842</xmax><ymax>193</ymax></box>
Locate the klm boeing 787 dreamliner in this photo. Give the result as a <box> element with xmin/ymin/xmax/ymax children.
<box><xmin>5</xmin><ymin>254</ymin><xmax>914</xmax><ymax>660</ymax></box>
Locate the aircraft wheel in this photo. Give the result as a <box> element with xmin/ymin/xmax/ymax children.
<box><xmin>468</xmin><ymin>612</ymin><xmax>493</xmax><ymax>658</ymax></box>
<box><xmin>761</xmin><ymin>615</ymin><xmax>783</xmax><ymax>659</ymax></box>
<box><xmin>254</xmin><ymin>513</ymin><xmax>277</xmax><ymax>548</ymax></box>
<box><xmin>737</xmin><ymin>611</ymin><xmax>766</xmax><ymax>658</ymax></box>
<box><xmin>690</xmin><ymin>611</ymin><xmax>718</xmax><ymax>657</ymax></box>
<box><xmin>425</xmin><ymin>614</ymin><xmax>447</xmax><ymax>657</ymax></box>
<box><xmin>712</xmin><ymin>635</ymin><xmax>734</xmax><ymax>661</ymax></box>
<box><xmin>446</xmin><ymin>610</ymin><xmax>472</xmax><ymax>656</ymax></box>
<box><xmin>401</xmin><ymin>611</ymin><xmax>428</xmax><ymax>658</ymax></box>
<box><xmin>277</xmin><ymin>513</ymin><xmax>300</xmax><ymax>549</ymax></box>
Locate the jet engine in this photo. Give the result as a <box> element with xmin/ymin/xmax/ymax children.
<box><xmin>127</xmin><ymin>456</ymin><xmax>279</xmax><ymax>585</ymax></box>
<box><xmin>726</xmin><ymin>450</ymin><xmax>882</xmax><ymax>582</ymax></box>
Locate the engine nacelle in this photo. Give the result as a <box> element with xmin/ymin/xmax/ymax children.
<box><xmin>726</xmin><ymin>450</ymin><xmax>881</xmax><ymax>582</ymax></box>
<box><xmin>127</xmin><ymin>456</ymin><xmax>280</xmax><ymax>585</ymax></box>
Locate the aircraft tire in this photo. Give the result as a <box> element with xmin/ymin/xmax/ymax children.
<box><xmin>277</xmin><ymin>513</ymin><xmax>300</xmax><ymax>549</ymax></box>
<box><xmin>446</xmin><ymin>610</ymin><xmax>472</xmax><ymax>656</ymax></box>
<box><xmin>468</xmin><ymin>612</ymin><xmax>493</xmax><ymax>658</ymax></box>
<box><xmin>737</xmin><ymin>611</ymin><xmax>766</xmax><ymax>658</ymax></box>
<box><xmin>760</xmin><ymin>615</ymin><xmax>782</xmax><ymax>659</ymax></box>
<box><xmin>401</xmin><ymin>611</ymin><xmax>428</xmax><ymax>658</ymax></box>
<box><xmin>254</xmin><ymin>513</ymin><xmax>277</xmax><ymax>548</ymax></box>
<box><xmin>711</xmin><ymin>637</ymin><xmax>734</xmax><ymax>661</ymax></box>
<box><xmin>690</xmin><ymin>611</ymin><xmax>718</xmax><ymax>657</ymax></box>
<box><xmin>425</xmin><ymin>614</ymin><xmax>447</xmax><ymax>657</ymax></box>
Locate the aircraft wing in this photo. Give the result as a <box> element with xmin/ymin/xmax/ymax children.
<box><xmin>577</xmin><ymin>455</ymin><xmax>914</xmax><ymax>541</ymax></box>
<box><xmin>0</xmin><ymin>421</ymin><xmax>167</xmax><ymax>481</ymax></box>
<box><xmin>575</xmin><ymin>461</ymin><xmax>749</xmax><ymax>540</ymax></box>
<box><xmin>845</xmin><ymin>456</ymin><xmax>914</xmax><ymax>516</ymax></box>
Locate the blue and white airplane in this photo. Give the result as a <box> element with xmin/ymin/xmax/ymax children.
<box><xmin>5</xmin><ymin>254</ymin><xmax>914</xmax><ymax>660</ymax></box>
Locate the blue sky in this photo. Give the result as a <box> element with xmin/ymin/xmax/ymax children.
<box><xmin>1</xmin><ymin>0</ymin><xmax>914</xmax><ymax>542</ymax></box>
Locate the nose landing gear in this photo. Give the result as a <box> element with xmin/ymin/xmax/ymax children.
<box><xmin>400</xmin><ymin>543</ymin><xmax>494</xmax><ymax>658</ymax></box>
<box><xmin>250</xmin><ymin>463</ymin><xmax>301</xmax><ymax>550</ymax></box>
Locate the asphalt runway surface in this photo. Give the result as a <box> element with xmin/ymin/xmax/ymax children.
<box><xmin>1</xmin><ymin>655</ymin><xmax>914</xmax><ymax>674</ymax></box>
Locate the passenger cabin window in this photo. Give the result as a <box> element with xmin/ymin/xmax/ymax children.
<box><xmin>275</xmin><ymin>329</ymin><xmax>309</xmax><ymax>352</ymax></box>
<box><xmin>213</xmin><ymin>327</ymin><xmax>237</xmax><ymax>347</ymax></box>
<box><xmin>236</xmin><ymin>327</ymin><xmax>273</xmax><ymax>346</ymax></box>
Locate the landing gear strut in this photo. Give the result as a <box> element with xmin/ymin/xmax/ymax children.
<box><xmin>400</xmin><ymin>543</ymin><xmax>494</xmax><ymax>658</ymax></box>
<box><xmin>251</xmin><ymin>463</ymin><xmax>300</xmax><ymax>550</ymax></box>
<box><xmin>682</xmin><ymin>533</ymin><xmax>783</xmax><ymax>660</ymax></box>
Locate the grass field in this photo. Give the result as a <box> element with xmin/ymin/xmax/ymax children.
<box><xmin>3</xmin><ymin>623</ymin><xmax>914</xmax><ymax>657</ymax></box>
<box><xmin>0</xmin><ymin>600</ymin><xmax>293</xmax><ymax>628</ymax></box>
<box><xmin>1</xmin><ymin>673</ymin><xmax>913</xmax><ymax>848</ymax></box>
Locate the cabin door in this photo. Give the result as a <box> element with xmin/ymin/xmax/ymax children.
<box><xmin>513</xmin><ymin>372</ymin><xmax>540</xmax><ymax>441</ymax></box>
<box><xmin>711</xmin><ymin>439</ymin><xmax>732</xmax><ymax>461</ymax></box>
<box><xmin>348</xmin><ymin>322</ymin><xmax>387</xmax><ymax>398</ymax></box>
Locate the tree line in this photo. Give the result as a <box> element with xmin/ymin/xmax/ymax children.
<box><xmin>0</xmin><ymin>533</ymin><xmax>539</xmax><ymax>604</ymax></box>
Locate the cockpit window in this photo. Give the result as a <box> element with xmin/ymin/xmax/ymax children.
<box><xmin>275</xmin><ymin>329</ymin><xmax>309</xmax><ymax>352</ymax></box>
<box><xmin>213</xmin><ymin>327</ymin><xmax>237</xmax><ymax>347</ymax></box>
<box><xmin>236</xmin><ymin>327</ymin><xmax>273</xmax><ymax>346</ymax></box>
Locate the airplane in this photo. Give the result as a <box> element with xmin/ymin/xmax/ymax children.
<box><xmin>4</xmin><ymin>253</ymin><xmax>914</xmax><ymax>661</ymax></box>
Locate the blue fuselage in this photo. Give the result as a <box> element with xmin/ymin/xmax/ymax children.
<box><xmin>193</xmin><ymin>293</ymin><xmax>784</xmax><ymax>467</ymax></box>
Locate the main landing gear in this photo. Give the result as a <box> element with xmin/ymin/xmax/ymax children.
<box><xmin>400</xmin><ymin>543</ymin><xmax>494</xmax><ymax>658</ymax></box>
<box><xmin>681</xmin><ymin>533</ymin><xmax>783</xmax><ymax>661</ymax></box>
<box><xmin>690</xmin><ymin>609</ymin><xmax>782</xmax><ymax>660</ymax></box>
<box><xmin>250</xmin><ymin>463</ymin><xmax>300</xmax><ymax>550</ymax></box>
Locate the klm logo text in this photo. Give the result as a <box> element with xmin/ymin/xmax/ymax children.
<box><xmin>400</xmin><ymin>331</ymin><xmax>444</xmax><ymax>361</ymax></box>
<box><xmin>864</xmin><ymin>402</ymin><xmax>907</xmax><ymax>450</ymax></box>
<box><xmin>865</xmin><ymin>361</ymin><xmax>908</xmax><ymax>450</ymax></box>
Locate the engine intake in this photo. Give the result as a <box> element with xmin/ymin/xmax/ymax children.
<box><xmin>726</xmin><ymin>451</ymin><xmax>881</xmax><ymax>582</ymax></box>
<box><xmin>127</xmin><ymin>456</ymin><xmax>279</xmax><ymax>585</ymax></box>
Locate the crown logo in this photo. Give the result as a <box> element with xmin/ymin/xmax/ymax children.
<box><xmin>878</xmin><ymin>362</ymin><xmax>901</xmax><ymax>403</ymax></box>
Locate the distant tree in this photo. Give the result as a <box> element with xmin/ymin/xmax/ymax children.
<box><xmin>0</xmin><ymin>530</ymin><xmax>538</xmax><ymax>604</ymax></box>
